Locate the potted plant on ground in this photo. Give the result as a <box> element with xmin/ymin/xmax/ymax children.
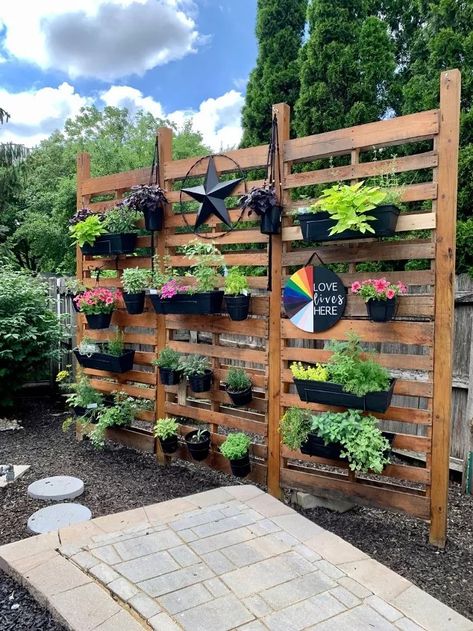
<box><xmin>74</xmin><ymin>287</ymin><xmax>122</xmax><ymax>329</ymax></box>
<box><xmin>185</xmin><ymin>427</ymin><xmax>211</xmax><ymax>461</ymax></box>
<box><xmin>291</xmin><ymin>333</ymin><xmax>395</xmax><ymax>412</ymax></box>
<box><xmin>239</xmin><ymin>185</ymin><xmax>281</xmax><ymax>235</ymax></box>
<box><xmin>87</xmin><ymin>391</ymin><xmax>149</xmax><ymax>448</ymax></box>
<box><xmin>64</xmin><ymin>278</ymin><xmax>86</xmax><ymax>313</ymax></box>
<box><xmin>74</xmin><ymin>332</ymin><xmax>135</xmax><ymax>373</ymax></box>
<box><xmin>127</xmin><ymin>184</ymin><xmax>168</xmax><ymax>231</ymax></box>
<box><xmin>121</xmin><ymin>267</ymin><xmax>151</xmax><ymax>315</ymax></box>
<box><xmin>70</xmin><ymin>204</ymin><xmax>140</xmax><ymax>255</ymax></box>
<box><xmin>179</xmin><ymin>354</ymin><xmax>212</xmax><ymax>393</ymax></box>
<box><xmin>153</xmin><ymin>347</ymin><xmax>182</xmax><ymax>385</ymax></box>
<box><xmin>220</xmin><ymin>432</ymin><xmax>252</xmax><ymax>477</ymax></box>
<box><xmin>295</xmin><ymin>181</ymin><xmax>399</xmax><ymax>242</ymax></box>
<box><xmin>225</xmin><ymin>367</ymin><xmax>252</xmax><ymax>406</ymax></box>
<box><xmin>154</xmin><ymin>417</ymin><xmax>179</xmax><ymax>454</ymax></box>
<box><xmin>351</xmin><ymin>278</ymin><xmax>407</xmax><ymax>322</ymax></box>
<box><xmin>224</xmin><ymin>267</ymin><xmax>250</xmax><ymax>321</ymax></box>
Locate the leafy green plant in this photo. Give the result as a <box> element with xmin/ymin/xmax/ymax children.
<box><xmin>179</xmin><ymin>354</ymin><xmax>211</xmax><ymax>377</ymax></box>
<box><xmin>89</xmin><ymin>391</ymin><xmax>148</xmax><ymax>448</ymax></box>
<box><xmin>69</xmin><ymin>215</ymin><xmax>106</xmax><ymax>247</ymax></box>
<box><xmin>153</xmin><ymin>347</ymin><xmax>181</xmax><ymax>370</ymax></box>
<box><xmin>127</xmin><ymin>185</ymin><xmax>167</xmax><ymax>212</ymax></box>
<box><xmin>121</xmin><ymin>267</ymin><xmax>151</xmax><ymax>294</ymax></box>
<box><xmin>189</xmin><ymin>427</ymin><xmax>209</xmax><ymax>443</ymax></box>
<box><xmin>103</xmin><ymin>203</ymin><xmax>140</xmax><ymax>234</ymax></box>
<box><xmin>154</xmin><ymin>417</ymin><xmax>179</xmax><ymax>440</ymax></box>
<box><xmin>290</xmin><ymin>362</ymin><xmax>329</xmax><ymax>381</ymax></box>
<box><xmin>64</xmin><ymin>277</ymin><xmax>85</xmax><ymax>295</ymax></box>
<box><xmin>311</xmin><ymin>181</ymin><xmax>387</xmax><ymax>235</ymax></box>
<box><xmin>183</xmin><ymin>239</ymin><xmax>225</xmax><ymax>292</ymax></box>
<box><xmin>151</xmin><ymin>255</ymin><xmax>176</xmax><ymax>291</ymax></box>
<box><xmin>107</xmin><ymin>332</ymin><xmax>125</xmax><ymax>357</ymax></box>
<box><xmin>61</xmin><ymin>371</ymin><xmax>103</xmax><ymax>409</ymax></box>
<box><xmin>310</xmin><ymin>409</ymin><xmax>391</xmax><ymax>473</ymax></box>
<box><xmin>224</xmin><ymin>267</ymin><xmax>249</xmax><ymax>296</ymax></box>
<box><xmin>279</xmin><ymin>407</ymin><xmax>312</xmax><ymax>451</ymax></box>
<box><xmin>226</xmin><ymin>367</ymin><xmax>252</xmax><ymax>392</ymax></box>
<box><xmin>220</xmin><ymin>432</ymin><xmax>252</xmax><ymax>460</ymax></box>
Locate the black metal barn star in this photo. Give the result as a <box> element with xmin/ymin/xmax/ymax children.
<box><xmin>182</xmin><ymin>156</ymin><xmax>243</xmax><ymax>230</ymax></box>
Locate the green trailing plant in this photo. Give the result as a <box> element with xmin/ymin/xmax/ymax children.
<box><xmin>290</xmin><ymin>362</ymin><xmax>329</xmax><ymax>382</ymax></box>
<box><xmin>226</xmin><ymin>367</ymin><xmax>252</xmax><ymax>392</ymax></box>
<box><xmin>154</xmin><ymin>417</ymin><xmax>179</xmax><ymax>440</ymax></box>
<box><xmin>89</xmin><ymin>391</ymin><xmax>149</xmax><ymax>448</ymax></box>
<box><xmin>58</xmin><ymin>370</ymin><xmax>103</xmax><ymax>409</ymax></box>
<box><xmin>107</xmin><ymin>332</ymin><xmax>125</xmax><ymax>357</ymax></box>
<box><xmin>153</xmin><ymin>347</ymin><xmax>181</xmax><ymax>370</ymax></box>
<box><xmin>279</xmin><ymin>407</ymin><xmax>312</xmax><ymax>451</ymax></box>
<box><xmin>220</xmin><ymin>432</ymin><xmax>252</xmax><ymax>460</ymax></box>
<box><xmin>310</xmin><ymin>409</ymin><xmax>391</xmax><ymax>473</ymax></box>
<box><xmin>224</xmin><ymin>267</ymin><xmax>250</xmax><ymax>296</ymax></box>
<box><xmin>178</xmin><ymin>354</ymin><xmax>211</xmax><ymax>377</ymax></box>
<box><xmin>121</xmin><ymin>267</ymin><xmax>151</xmax><ymax>294</ymax></box>
<box><xmin>69</xmin><ymin>215</ymin><xmax>106</xmax><ymax>247</ymax></box>
<box><xmin>183</xmin><ymin>239</ymin><xmax>225</xmax><ymax>293</ymax></box>
<box><xmin>103</xmin><ymin>203</ymin><xmax>140</xmax><ymax>234</ymax></box>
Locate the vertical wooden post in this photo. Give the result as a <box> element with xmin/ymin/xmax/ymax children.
<box><xmin>76</xmin><ymin>153</ymin><xmax>91</xmax><ymax>349</ymax></box>
<box><xmin>155</xmin><ymin>128</ymin><xmax>173</xmax><ymax>462</ymax></box>
<box><xmin>430</xmin><ymin>69</ymin><xmax>461</xmax><ymax>547</ymax></box>
<box><xmin>267</xmin><ymin>103</ymin><xmax>290</xmax><ymax>498</ymax></box>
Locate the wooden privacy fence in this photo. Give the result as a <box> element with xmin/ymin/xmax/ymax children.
<box><xmin>76</xmin><ymin>70</ymin><xmax>460</xmax><ymax>546</ymax></box>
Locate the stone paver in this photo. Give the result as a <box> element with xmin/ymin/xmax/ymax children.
<box><xmin>27</xmin><ymin>475</ymin><xmax>84</xmax><ymax>501</ymax></box>
<box><xmin>27</xmin><ymin>503</ymin><xmax>91</xmax><ymax>535</ymax></box>
<box><xmin>0</xmin><ymin>484</ymin><xmax>470</xmax><ymax>631</ymax></box>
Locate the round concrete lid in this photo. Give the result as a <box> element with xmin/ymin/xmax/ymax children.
<box><xmin>27</xmin><ymin>503</ymin><xmax>92</xmax><ymax>534</ymax></box>
<box><xmin>27</xmin><ymin>476</ymin><xmax>84</xmax><ymax>501</ymax></box>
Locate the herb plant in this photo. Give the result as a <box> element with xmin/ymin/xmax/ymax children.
<box><xmin>121</xmin><ymin>267</ymin><xmax>151</xmax><ymax>294</ymax></box>
<box><xmin>351</xmin><ymin>278</ymin><xmax>407</xmax><ymax>302</ymax></box>
<box><xmin>154</xmin><ymin>417</ymin><xmax>179</xmax><ymax>440</ymax></box>
<box><xmin>226</xmin><ymin>367</ymin><xmax>252</xmax><ymax>392</ymax></box>
<box><xmin>64</xmin><ymin>277</ymin><xmax>86</xmax><ymax>295</ymax></box>
<box><xmin>239</xmin><ymin>185</ymin><xmax>278</xmax><ymax>217</ymax></box>
<box><xmin>63</xmin><ymin>372</ymin><xmax>103</xmax><ymax>410</ymax></box>
<box><xmin>179</xmin><ymin>354</ymin><xmax>211</xmax><ymax>377</ymax></box>
<box><xmin>153</xmin><ymin>347</ymin><xmax>181</xmax><ymax>370</ymax></box>
<box><xmin>69</xmin><ymin>215</ymin><xmax>106</xmax><ymax>247</ymax></box>
<box><xmin>220</xmin><ymin>432</ymin><xmax>252</xmax><ymax>460</ymax></box>
<box><xmin>290</xmin><ymin>362</ymin><xmax>329</xmax><ymax>382</ymax></box>
<box><xmin>107</xmin><ymin>332</ymin><xmax>125</xmax><ymax>357</ymax></box>
<box><xmin>103</xmin><ymin>203</ymin><xmax>140</xmax><ymax>234</ymax></box>
<box><xmin>279</xmin><ymin>407</ymin><xmax>312</xmax><ymax>451</ymax></box>
<box><xmin>224</xmin><ymin>267</ymin><xmax>249</xmax><ymax>296</ymax></box>
<box><xmin>89</xmin><ymin>391</ymin><xmax>149</xmax><ymax>448</ymax></box>
<box><xmin>183</xmin><ymin>239</ymin><xmax>224</xmax><ymax>293</ymax></box>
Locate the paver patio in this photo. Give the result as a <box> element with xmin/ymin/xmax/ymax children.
<box><xmin>0</xmin><ymin>485</ymin><xmax>471</xmax><ymax>631</ymax></box>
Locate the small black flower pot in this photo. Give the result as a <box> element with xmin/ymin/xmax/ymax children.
<box><xmin>143</xmin><ymin>204</ymin><xmax>164</xmax><ymax>231</ymax></box>
<box><xmin>74</xmin><ymin>349</ymin><xmax>135</xmax><ymax>373</ymax></box>
<box><xmin>293</xmin><ymin>378</ymin><xmax>396</xmax><ymax>413</ymax></box>
<box><xmin>150</xmin><ymin>291</ymin><xmax>224</xmax><ymax>315</ymax></box>
<box><xmin>80</xmin><ymin>233</ymin><xmax>137</xmax><ymax>256</ymax></box>
<box><xmin>229</xmin><ymin>452</ymin><xmax>251</xmax><ymax>478</ymax></box>
<box><xmin>85</xmin><ymin>312</ymin><xmax>113</xmax><ymax>329</ymax></box>
<box><xmin>159</xmin><ymin>435</ymin><xmax>178</xmax><ymax>454</ymax></box>
<box><xmin>260</xmin><ymin>205</ymin><xmax>282</xmax><ymax>235</ymax></box>
<box><xmin>159</xmin><ymin>367</ymin><xmax>182</xmax><ymax>386</ymax></box>
<box><xmin>366</xmin><ymin>298</ymin><xmax>396</xmax><ymax>322</ymax></box>
<box><xmin>298</xmin><ymin>205</ymin><xmax>400</xmax><ymax>242</ymax></box>
<box><xmin>301</xmin><ymin>434</ymin><xmax>344</xmax><ymax>460</ymax></box>
<box><xmin>188</xmin><ymin>370</ymin><xmax>213</xmax><ymax>393</ymax></box>
<box><xmin>123</xmin><ymin>292</ymin><xmax>145</xmax><ymax>315</ymax></box>
<box><xmin>185</xmin><ymin>430</ymin><xmax>211</xmax><ymax>461</ymax></box>
<box><xmin>226</xmin><ymin>386</ymin><xmax>253</xmax><ymax>407</ymax></box>
<box><xmin>225</xmin><ymin>294</ymin><xmax>250</xmax><ymax>321</ymax></box>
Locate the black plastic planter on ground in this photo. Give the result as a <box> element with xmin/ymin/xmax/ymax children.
<box><xmin>260</xmin><ymin>205</ymin><xmax>282</xmax><ymax>235</ymax></box>
<box><xmin>298</xmin><ymin>205</ymin><xmax>400</xmax><ymax>243</ymax></box>
<box><xmin>188</xmin><ymin>370</ymin><xmax>213</xmax><ymax>393</ymax></box>
<box><xmin>85</xmin><ymin>312</ymin><xmax>113</xmax><ymax>330</ymax></box>
<box><xmin>149</xmin><ymin>290</ymin><xmax>224</xmax><ymax>315</ymax></box>
<box><xmin>225</xmin><ymin>295</ymin><xmax>250</xmax><ymax>321</ymax></box>
<box><xmin>366</xmin><ymin>298</ymin><xmax>396</xmax><ymax>322</ymax></box>
<box><xmin>159</xmin><ymin>435</ymin><xmax>178</xmax><ymax>454</ymax></box>
<box><xmin>159</xmin><ymin>367</ymin><xmax>182</xmax><ymax>386</ymax></box>
<box><xmin>226</xmin><ymin>386</ymin><xmax>253</xmax><ymax>407</ymax></box>
<box><xmin>73</xmin><ymin>349</ymin><xmax>135</xmax><ymax>373</ymax></box>
<box><xmin>229</xmin><ymin>452</ymin><xmax>251</xmax><ymax>478</ymax></box>
<box><xmin>293</xmin><ymin>378</ymin><xmax>396</xmax><ymax>413</ymax></box>
<box><xmin>80</xmin><ymin>233</ymin><xmax>137</xmax><ymax>256</ymax></box>
<box><xmin>185</xmin><ymin>430</ymin><xmax>211</xmax><ymax>461</ymax></box>
<box><xmin>123</xmin><ymin>292</ymin><xmax>145</xmax><ymax>315</ymax></box>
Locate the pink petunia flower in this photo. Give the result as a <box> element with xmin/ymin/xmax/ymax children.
<box><xmin>386</xmin><ymin>288</ymin><xmax>396</xmax><ymax>300</ymax></box>
<box><xmin>351</xmin><ymin>281</ymin><xmax>362</xmax><ymax>293</ymax></box>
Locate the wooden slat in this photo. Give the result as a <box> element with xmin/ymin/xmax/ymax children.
<box><xmin>166</xmin><ymin>229</ymin><xmax>269</xmax><ymax>247</ymax></box>
<box><xmin>165</xmin><ymin>315</ymin><xmax>267</xmax><ymax>337</ymax></box>
<box><xmin>169</xmin><ymin>340</ymin><xmax>266</xmax><ymax>365</ymax></box>
<box><xmin>88</xmin><ymin>378</ymin><xmax>156</xmax><ymax>400</ymax></box>
<box><xmin>106</xmin><ymin>427</ymin><xmax>155</xmax><ymax>453</ymax></box>
<box><xmin>170</xmin><ymin>252</ymin><xmax>268</xmax><ymax>268</ymax></box>
<box><xmin>81</xmin><ymin>166</ymin><xmax>150</xmax><ymax>196</ymax></box>
<box><xmin>165</xmin><ymin>401</ymin><xmax>267</xmax><ymax>435</ymax></box>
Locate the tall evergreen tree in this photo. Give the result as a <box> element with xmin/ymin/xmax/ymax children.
<box><xmin>294</xmin><ymin>0</ymin><xmax>395</xmax><ymax>137</ymax></box>
<box><xmin>240</xmin><ymin>0</ymin><xmax>307</xmax><ymax>147</ymax></box>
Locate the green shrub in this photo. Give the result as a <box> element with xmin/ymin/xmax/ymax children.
<box><xmin>154</xmin><ymin>417</ymin><xmax>179</xmax><ymax>440</ymax></box>
<box><xmin>0</xmin><ymin>267</ymin><xmax>63</xmax><ymax>406</ymax></box>
<box><xmin>279</xmin><ymin>407</ymin><xmax>311</xmax><ymax>451</ymax></box>
<box><xmin>226</xmin><ymin>367</ymin><xmax>252</xmax><ymax>392</ymax></box>
<box><xmin>220</xmin><ymin>432</ymin><xmax>251</xmax><ymax>460</ymax></box>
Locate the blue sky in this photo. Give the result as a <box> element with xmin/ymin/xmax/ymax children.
<box><xmin>0</xmin><ymin>1</ymin><xmax>257</xmax><ymax>150</ymax></box>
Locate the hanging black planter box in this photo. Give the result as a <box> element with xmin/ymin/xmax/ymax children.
<box><xmin>123</xmin><ymin>292</ymin><xmax>145</xmax><ymax>315</ymax></box>
<box><xmin>142</xmin><ymin>205</ymin><xmax>164</xmax><ymax>231</ymax></box>
<box><xmin>300</xmin><ymin>434</ymin><xmax>344</xmax><ymax>459</ymax></box>
<box><xmin>366</xmin><ymin>298</ymin><xmax>397</xmax><ymax>322</ymax></box>
<box><xmin>80</xmin><ymin>233</ymin><xmax>137</xmax><ymax>256</ymax></box>
<box><xmin>225</xmin><ymin>294</ymin><xmax>250</xmax><ymax>321</ymax></box>
<box><xmin>226</xmin><ymin>386</ymin><xmax>253</xmax><ymax>407</ymax></box>
<box><xmin>159</xmin><ymin>367</ymin><xmax>182</xmax><ymax>386</ymax></box>
<box><xmin>74</xmin><ymin>349</ymin><xmax>135</xmax><ymax>373</ymax></box>
<box><xmin>293</xmin><ymin>378</ymin><xmax>396</xmax><ymax>413</ymax></box>
<box><xmin>85</xmin><ymin>312</ymin><xmax>113</xmax><ymax>330</ymax></box>
<box><xmin>298</xmin><ymin>205</ymin><xmax>400</xmax><ymax>242</ymax></box>
<box><xmin>260</xmin><ymin>205</ymin><xmax>282</xmax><ymax>235</ymax></box>
<box><xmin>149</xmin><ymin>290</ymin><xmax>224</xmax><ymax>315</ymax></box>
<box><xmin>185</xmin><ymin>430</ymin><xmax>211</xmax><ymax>461</ymax></box>
<box><xmin>229</xmin><ymin>453</ymin><xmax>251</xmax><ymax>478</ymax></box>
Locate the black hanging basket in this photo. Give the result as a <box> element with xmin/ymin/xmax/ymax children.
<box><xmin>226</xmin><ymin>386</ymin><xmax>253</xmax><ymax>407</ymax></box>
<box><xmin>229</xmin><ymin>452</ymin><xmax>251</xmax><ymax>478</ymax></box>
<box><xmin>260</xmin><ymin>205</ymin><xmax>282</xmax><ymax>235</ymax></box>
<box><xmin>299</xmin><ymin>205</ymin><xmax>400</xmax><ymax>243</ymax></box>
<box><xmin>123</xmin><ymin>292</ymin><xmax>146</xmax><ymax>315</ymax></box>
<box><xmin>85</xmin><ymin>312</ymin><xmax>113</xmax><ymax>330</ymax></box>
<box><xmin>188</xmin><ymin>370</ymin><xmax>213</xmax><ymax>393</ymax></box>
<box><xmin>185</xmin><ymin>430</ymin><xmax>211</xmax><ymax>461</ymax></box>
<box><xmin>143</xmin><ymin>204</ymin><xmax>164</xmax><ymax>231</ymax></box>
<box><xmin>225</xmin><ymin>294</ymin><xmax>250</xmax><ymax>321</ymax></box>
<box><xmin>80</xmin><ymin>233</ymin><xmax>137</xmax><ymax>256</ymax></box>
<box><xmin>293</xmin><ymin>378</ymin><xmax>396</xmax><ymax>413</ymax></box>
<box><xmin>150</xmin><ymin>291</ymin><xmax>224</xmax><ymax>315</ymax></box>
<box><xmin>366</xmin><ymin>298</ymin><xmax>397</xmax><ymax>322</ymax></box>
<box><xmin>74</xmin><ymin>349</ymin><xmax>135</xmax><ymax>373</ymax></box>
<box><xmin>159</xmin><ymin>367</ymin><xmax>182</xmax><ymax>386</ymax></box>
<box><xmin>159</xmin><ymin>435</ymin><xmax>179</xmax><ymax>454</ymax></box>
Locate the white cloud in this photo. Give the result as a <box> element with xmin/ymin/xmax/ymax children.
<box><xmin>0</xmin><ymin>0</ymin><xmax>200</xmax><ymax>80</ymax></box>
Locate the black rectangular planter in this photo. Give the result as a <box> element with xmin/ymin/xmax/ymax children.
<box><xmin>80</xmin><ymin>233</ymin><xmax>137</xmax><ymax>256</ymax></box>
<box><xmin>293</xmin><ymin>378</ymin><xmax>396</xmax><ymax>413</ymax></box>
<box><xmin>298</xmin><ymin>205</ymin><xmax>400</xmax><ymax>242</ymax></box>
<box><xmin>149</xmin><ymin>290</ymin><xmax>224</xmax><ymax>315</ymax></box>
<box><xmin>300</xmin><ymin>431</ymin><xmax>394</xmax><ymax>460</ymax></box>
<box><xmin>74</xmin><ymin>349</ymin><xmax>135</xmax><ymax>373</ymax></box>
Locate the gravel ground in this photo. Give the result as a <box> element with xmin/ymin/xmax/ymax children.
<box><xmin>0</xmin><ymin>396</ymin><xmax>472</xmax><ymax>628</ymax></box>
